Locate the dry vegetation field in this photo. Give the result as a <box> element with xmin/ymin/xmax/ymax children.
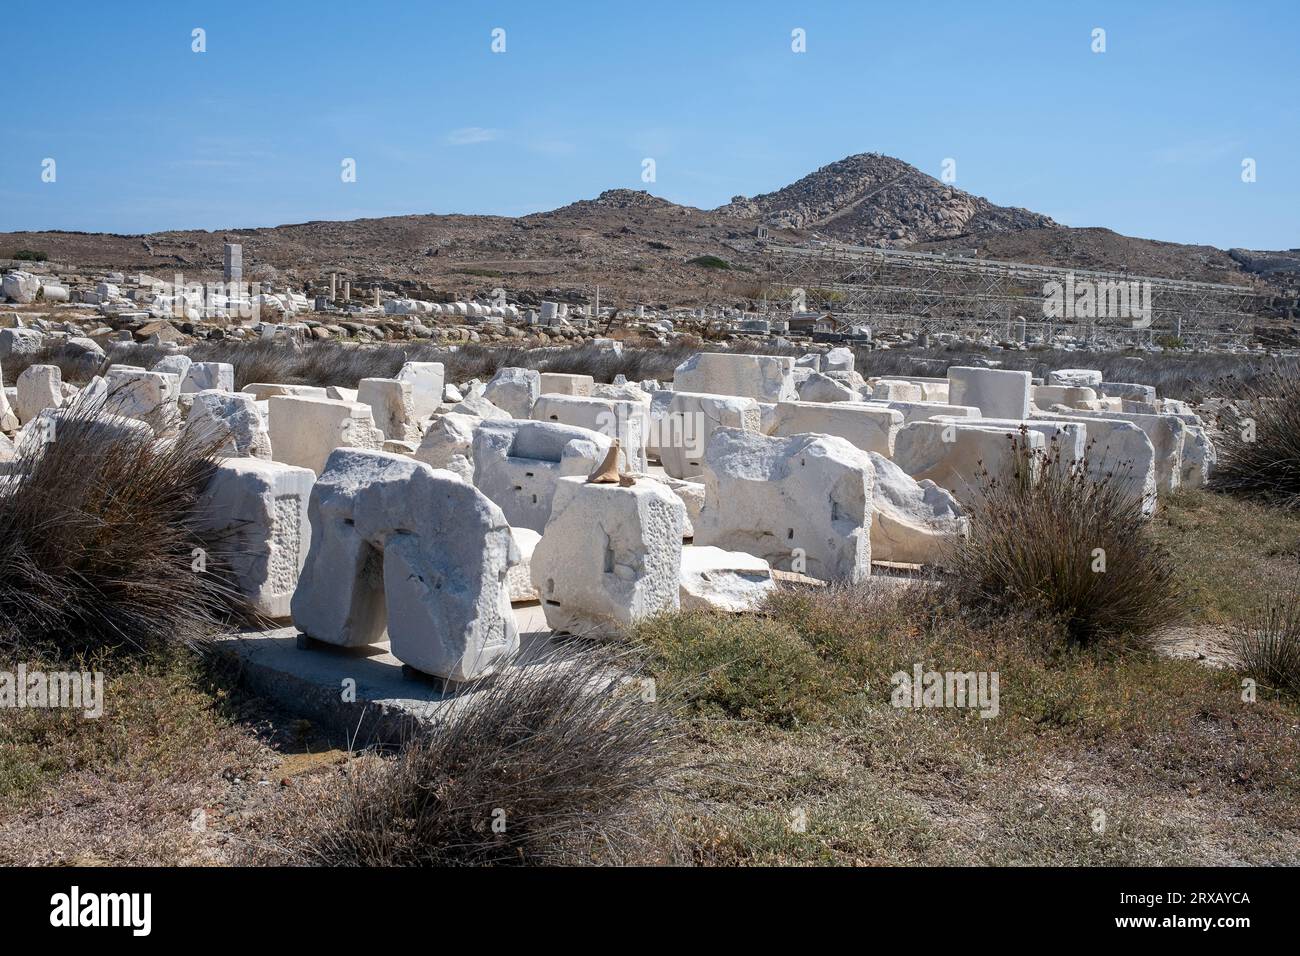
<box><xmin>2</xmin><ymin>342</ymin><xmax>1298</xmax><ymax>867</ymax></box>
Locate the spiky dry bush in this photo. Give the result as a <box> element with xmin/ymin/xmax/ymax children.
<box><xmin>0</xmin><ymin>402</ymin><xmax>240</xmax><ymax>656</ymax></box>
<box><xmin>1234</xmin><ymin>586</ymin><xmax>1300</xmax><ymax>697</ymax></box>
<box><xmin>949</xmin><ymin>437</ymin><xmax>1184</xmax><ymax>646</ymax></box>
<box><xmin>1209</xmin><ymin>371</ymin><xmax>1300</xmax><ymax>508</ymax></box>
<box><xmin>290</xmin><ymin>642</ymin><xmax>685</xmax><ymax>866</ymax></box>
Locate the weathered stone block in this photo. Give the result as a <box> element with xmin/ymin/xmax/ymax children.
<box><xmin>267</xmin><ymin>395</ymin><xmax>384</xmax><ymax>474</ymax></box>
<box><xmin>769</xmin><ymin>401</ymin><xmax>903</xmax><ymax>456</ymax></box>
<box><xmin>291</xmin><ymin>450</ymin><xmax>518</xmax><ymax>681</ymax></box>
<box><xmin>531</xmin><ymin>477</ymin><xmax>685</xmax><ymax>636</ymax></box>
<box><xmin>673</xmin><ymin>352</ymin><xmax>797</xmax><ymax>403</ymax></box>
<box><xmin>483</xmin><ymin>366</ymin><xmax>540</xmax><ymax>419</ymax></box>
<box><xmin>471</xmin><ymin>419</ymin><xmax>611</xmax><ymax>532</ymax></box>
<box><xmin>695</xmin><ymin>428</ymin><xmax>874</xmax><ymax>582</ymax></box>
<box><xmin>185</xmin><ymin>389</ymin><xmax>272</xmax><ymax>459</ymax></box>
<box><xmin>195</xmin><ymin>458</ymin><xmax>314</xmax><ymax>619</ymax></box>
<box><xmin>947</xmin><ymin>366</ymin><xmax>1032</xmax><ymax>420</ymax></box>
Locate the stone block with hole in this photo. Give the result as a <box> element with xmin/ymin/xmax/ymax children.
<box><xmin>291</xmin><ymin>449</ymin><xmax>518</xmax><ymax>681</ymax></box>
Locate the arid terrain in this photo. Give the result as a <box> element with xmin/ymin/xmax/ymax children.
<box><xmin>5</xmin><ymin>153</ymin><xmax>1298</xmax><ymax>311</ymax></box>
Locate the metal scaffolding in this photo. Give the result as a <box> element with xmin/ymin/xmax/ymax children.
<box><xmin>762</xmin><ymin>240</ymin><xmax>1261</xmax><ymax>347</ymax></box>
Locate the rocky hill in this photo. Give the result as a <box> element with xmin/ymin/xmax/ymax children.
<box><xmin>716</xmin><ymin>152</ymin><xmax>1057</xmax><ymax>246</ymax></box>
<box><xmin>2</xmin><ymin>153</ymin><xmax>1290</xmax><ymax>308</ymax></box>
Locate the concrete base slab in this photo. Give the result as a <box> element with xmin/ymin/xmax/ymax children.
<box><xmin>214</xmin><ymin>601</ymin><xmax>555</xmax><ymax>744</ymax></box>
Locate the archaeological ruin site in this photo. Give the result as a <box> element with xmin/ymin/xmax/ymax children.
<box><xmin>1</xmin><ymin>4</ymin><xmax>1298</xmax><ymax>923</ymax></box>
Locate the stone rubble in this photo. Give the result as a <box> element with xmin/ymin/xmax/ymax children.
<box><xmin>3</xmin><ymin>272</ymin><xmax>1243</xmax><ymax>683</ymax></box>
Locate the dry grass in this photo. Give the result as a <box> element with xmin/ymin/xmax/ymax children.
<box><xmin>639</xmin><ymin>579</ymin><xmax>1300</xmax><ymax>865</ymax></box>
<box><xmin>949</xmin><ymin>437</ymin><xmax>1184</xmax><ymax>646</ymax></box>
<box><xmin>1151</xmin><ymin>488</ymin><xmax>1300</xmax><ymax>624</ymax></box>
<box><xmin>256</xmin><ymin>643</ymin><xmax>687</xmax><ymax>866</ymax></box>
<box><xmin>1209</xmin><ymin>371</ymin><xmax>1300</xmax><ymax>508</ymax></box>
<box><xmin>0</xmin><ymin>648</ymin><xmax>275</xmax><ymax>865</ymax></box>
<box><xmin>1234</xmin><ymin>586</ymin><xmax>1300</xmax><ymax>698</ymax></box>
<box><xmin>0</xmin><ymin>400</ymin><xmax>244</xmax><ymax>656</ymax></box>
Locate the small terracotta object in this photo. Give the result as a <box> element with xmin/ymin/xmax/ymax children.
<box><xmin>586</xmin><ymin>439</ymin><xmax>621</xmax><ymax>483</ymax></box>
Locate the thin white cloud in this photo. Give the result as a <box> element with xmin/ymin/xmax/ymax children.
<box><xmin>527</xmin><ymin>138</ymin><xmax>576</xmax><ymax>156</ymax></box>
<box><xmin>446</xmin><ymin>127</ymin><xmax>503</xmax><ymax>146</ymax></box>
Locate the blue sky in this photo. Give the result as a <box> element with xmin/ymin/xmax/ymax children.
<box><xmin>1</xmin><ymin>0</ymin><xmax>1296</xmax><ymax>250</ymax></box>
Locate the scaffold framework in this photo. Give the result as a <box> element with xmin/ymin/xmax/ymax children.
<box><xmin>762</xmin><ymin>241</ymin><xmax>1261</xmax><ymax>347</ymax></box>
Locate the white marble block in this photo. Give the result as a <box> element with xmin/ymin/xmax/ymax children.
<box><xmin>673</xmin><ymin>352</ymin><xmax>797</xmax><ymax>403</ymax></box>
<box><xmin>946</xmin><ymin>366</ymin><xmax>1032</xmax><ymax>420</ymax></box>
<box><xmin>291</xmin><ymin>449</ymin><xmax>519</xmax><ymax>681</ymax></box>
<box><xmin>358</xmin><ymin>377</ymin><xmax>421</xmax><ymax>442</ymax></box>
<box><xmin>471</xmin><ymin>419</ymin><xmax>611</xmax><ymax>532</ymax></box>
<box><xmin>867</xmin><ymin>452</ymin><xmax>967</xmax><ymax>565</ymax></box>
<box><xmin>195</xmin><ymin>457</ymin><xmax>315</xmax><ymax>619</ymax></box>
<box><xmin>694</xmin><ymin>428</ymin><xmax>874</xmax><ymax>582</ymax></box>
<box><xmin>267</xmin><ymin>395</ymin><xmax>384</xmax><ymax>475</ymax></box>
<box><xmin>483</xmin><ymin>366</ymin><xmax>540</xmax><ymax>419</ymax></box>
<box><xmin>395</xmin><ymin>361</ymin><xmax>446</xmax><ymax>421</ymax></box>
<box><xmin>181</xmin><ymin>361</ymin><xmax>235</xmax><ymax>393</ymax></box>
<box><xmin>892</xmin><ymin>420</ymin><xmax>1046</xmax><ymax>505</ymax></box>
<box><xmin>15</xmin><ymin>364</ymin><xmax>62</xmax><ymax>425</ymax></box>
<box><xmin>679</xmin><ymin>545</ymin><xmax>776</xmax><ymax>613</ymax></box>
<box><xmin>184</xmin><ymin>388</ymin><xmax>272</xmax><ymax>459</ymax></box>
<box><xmin>769</xmin><ymin>401</ymin><xmax>903</xmax><ymax>456</ymax></box>
<box><xmin>531</xmin><ymin>394</ymin><xmax>649</xmax><ymax>472</ymax></box>
<box><xmin>531</xmin><ymin>477</ymin><xmax>685</xmax><ymax>637</ymax></box>
<box><xmin>652</xmin><ymin>390</ymin><xmax>761</xmax><ymax>479</ymax></box>
<box><xmin>539</xmin><ymin>372</ymin><xmax>594</xmax><ymax>397</ymax></box>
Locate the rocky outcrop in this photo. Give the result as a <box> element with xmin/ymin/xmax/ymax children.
<box><xmin>715</xmin><ymin>152</ymin><xmax>1056</xmax><ymax>247</ymax></box>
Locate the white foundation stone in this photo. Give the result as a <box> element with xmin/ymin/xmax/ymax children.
<box><xmin>539</xmin><ymin>372</ymin><xmax>594</xmax><ymax>397</ymax></box>
<box><xmin>182</xmin><ymin>362</ymin><xmax>235</xmax><ymax>393</ymax></box>
<box><xmin>1048</xmin><ymin>369</ymin><xmax>1104</xmax><ymax>388</ymax></box>
<box><xmin>797</xmin><ymin>372</ymin><xmax>858</xmax><ymax>403</ymax></box>
<box><xmin>103</xmin><ymin>368</ymin><xmax>181</xmax><ymax>435</ymax></box>
<box><xmin>892</xmin><ymin>420</ymin><xmax>1045</xmax><ymax>504</ymax></box>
